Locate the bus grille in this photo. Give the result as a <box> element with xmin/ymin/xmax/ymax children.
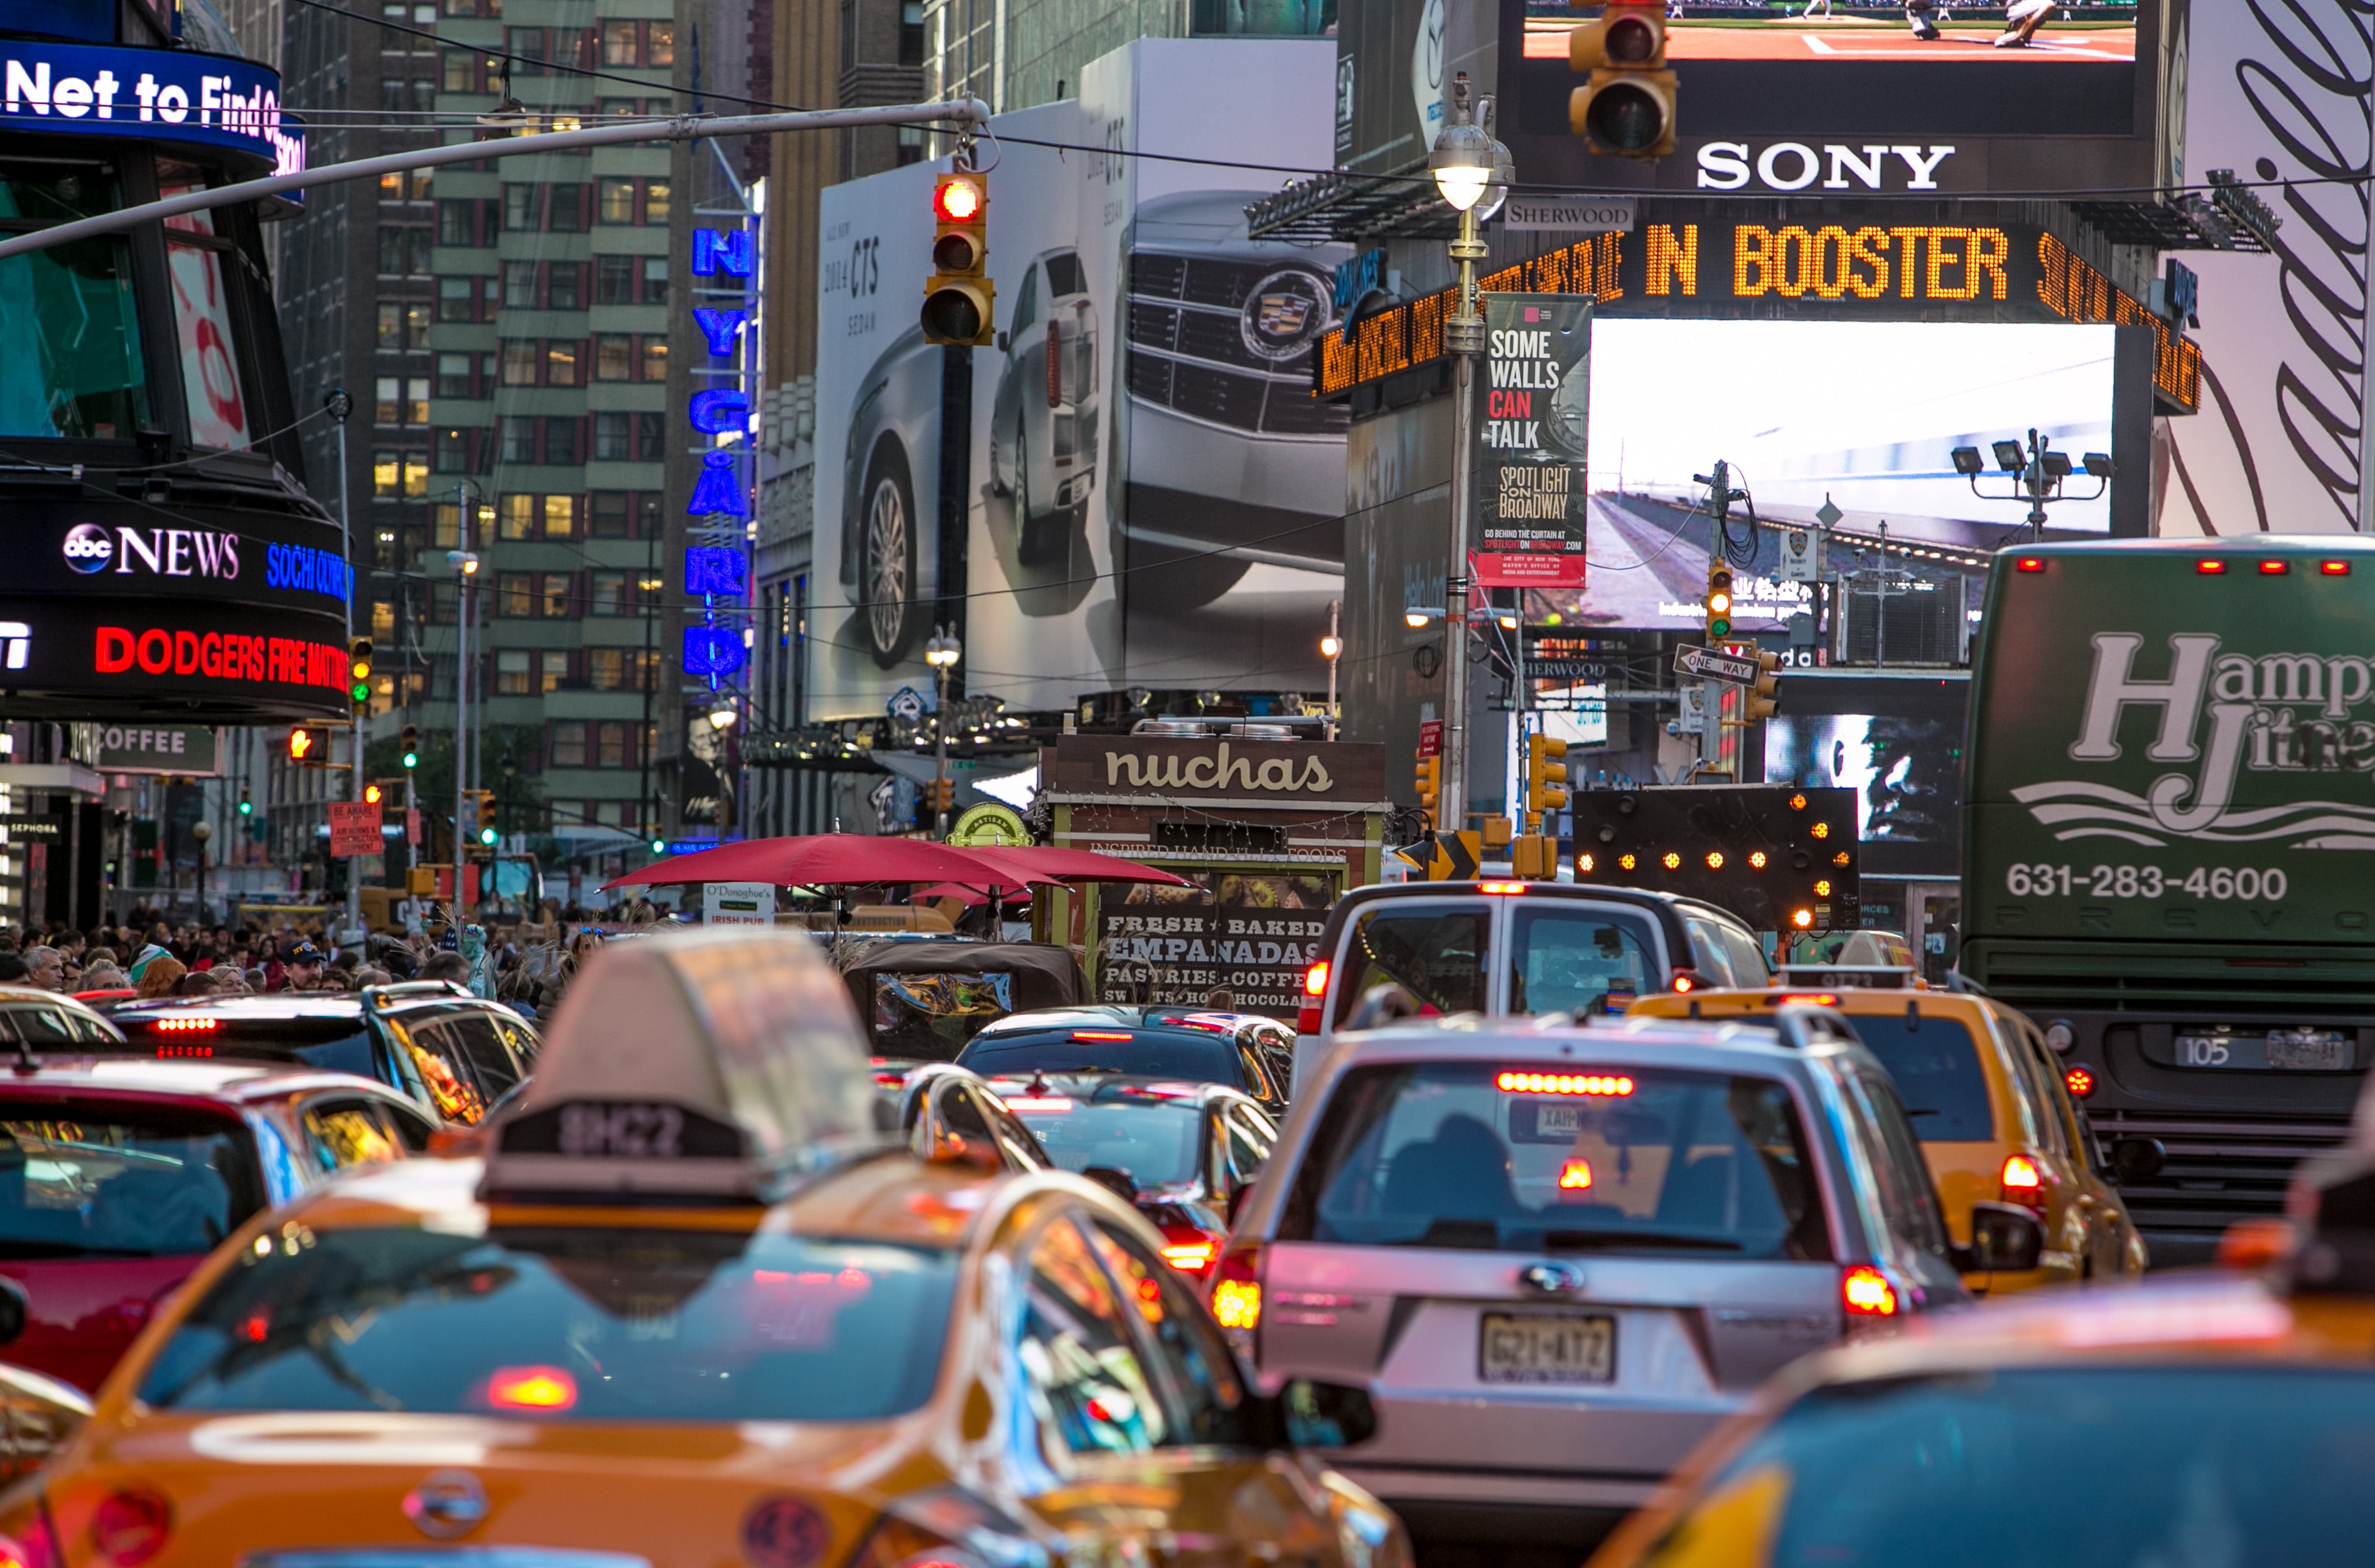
<box><xmin>2089</xmin><ymin>1106</ymin><xmax>2350</xmax><ymax>1233</ymax></box>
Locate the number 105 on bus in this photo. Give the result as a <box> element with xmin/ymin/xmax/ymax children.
<box><xmin>2003</xmin><ymin>863</ymin><xmax>2289</xmax><ymax>901</ymax></box>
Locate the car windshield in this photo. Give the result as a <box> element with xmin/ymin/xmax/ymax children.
<box><xmin>1679</xmin><ymin>1367</ymin><xmax>2375</xmax><ymax>1565</ymax></box>
<box><xmin>959</xmin><ymin>1031</ymin><xmax>1238</xmax><ymax>1085</ymax></box>
<box><xmin>138</xmin><ymin>1223</ymin><xmax>958</xmax><ymax>1421</ymax></box>
<box><xmin>0</xmin><ymin>1105</ymin><xmax>261</xmax><ymax>1259</ymax></box>
<box><xmin>1847</xmin><ymin>1012</ymin><xmax>1994</xmax><ymax>1142</ymax></box>
<box><xmin>1006</xmin><ymin>1096</ymin><xmax>1204</xmax><ymax>1188</ymax></box>
<box><xmin>1280</xmin><ymin>1062</ymin><xmax>1831</xmax><ymax>1260</ymax></box>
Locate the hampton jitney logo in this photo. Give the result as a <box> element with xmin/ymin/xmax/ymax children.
<box><xmin>2018</xmin><ymin>633</ymin><xmax>2375</xmax><ymax>849</ymax></box>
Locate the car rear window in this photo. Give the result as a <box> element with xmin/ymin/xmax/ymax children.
<box><xmin>1006</xmin><ymin>1097</ymin><xmax>1203</xmax><ymax>1188</ymax></box>
<box><xmin>1332</xmin><ymin>905</ymin><xmax>1490</xmax><ymax>1025</ymax></box>
<box><xmin>957</xmin><ymin>1030</ymin><xmax>1239</xmax><ymax>1085</ymax></box>
<box><xmin>871</xmin><ymin>972</ymin><xmax>1013</xmax><ymax>1061</ymax></box>
<box><xmin>1280</xmin><ymin>1062</ymin><xmax>1830</xmax><ymax>1260</ymax></box>
<box><xmin>1683</xmin><ymin>1367</ymin><xmax>2375</xmax><ymax>1564</ymax></box>
<box><xmin>138</xmin><ymin>1225</ymin><xmax>957</xmax><ymax>1421</ymax></box>
<box><xmin>1848</xmin><ymin>1012</ymin><xmax>1994</xmax><ymax>1142</ymax></box>
<box><xmin>0</xmin><ymin>1105</ymin><xmax>262</xmax><ymax>1259</ymax></box>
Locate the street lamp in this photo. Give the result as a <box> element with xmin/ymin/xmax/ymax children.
<box><xmin>1947</xmin><ymin>428</ymin><xmax>2113</xmax><ymax>537</ymax></box>
<box><xmin>925</xmin><ymin>628</ymin><xmax>962</xmax><ymax>839</ymax></box>
<box><xmin>1430</xmin><ymin>72</ymin><xmax>1500</xmax><ymax>841</ymax></box>
<box><xmin>1320</xmin><ymin>599</ymin><xmax>1342</xmax><ymax>743</ymax></box>
<box><xmin>190</xmin><ymin>820</ymin><xmax>212</xmax><ymax>925</ymax></box>
<box><xmin>706</xmin><ymin>703</ymin><xmax>739</xmax><ymax>730</ymax></box>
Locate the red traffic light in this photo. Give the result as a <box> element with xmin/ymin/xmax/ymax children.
<box><xmin>933</xmin><ymin>175</ymin><xmax>983</xmax><ymax>224</ymax></box>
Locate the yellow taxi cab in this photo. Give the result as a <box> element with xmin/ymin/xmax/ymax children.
<box><xmin>1630</xmin><ymin>968</ymin><xmax>2146</xmax><ymax>1292</ymax></box>
<box><xmin>1584</xmin><ymin>1134</ymin><xmax>2375</xmax><ymax>1566</ymax></box>
<box><xmin>0</xmin><ymin>929</ymin><xmax>1408</xmax><ymax>1568</ymax></box>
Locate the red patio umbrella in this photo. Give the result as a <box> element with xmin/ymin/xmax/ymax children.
<box><xmin>962</xmin><ymin>844</ymin><xmax>1192</xmax><ymax>886</ymax></box>
<box><xmin>600</xmin><ymin>834</ymin><xmax>1057</xmax><ymax>891</ymax></box>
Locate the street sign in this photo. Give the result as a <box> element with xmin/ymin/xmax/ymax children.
<box><xmin>703</xmin><ymin>881</ymin><xmax>776</xmax><ymax>928</ymax></box>
<box><xmin>1418</xmin><ymin>719</ymin><xmax>1443</xmax><ymax>758</ymax></box>
<box><xmin>1676</xmin><ymin>684</ymin><xmax>1710</xmax><ymax>736</ymax></box>
<box><xmin>1779</xmin><ymin>527</ymin><xmax>1826</xmax><ymax>583</ymax></box>
<box><xmin>1815</xmin><ymin>496</ymin><xmax>1844</xmax><ymax>529</ymax></box>
<box><xmin>1674</xmin><ymin>644</ymin><xmax>1761</xmax><ymax>684</ymax></box>
<box><xmin>326</xmin><ymin>801</ymin><xmax>381</xmax><ymax>857</ymax></box>
<box><xmin>1502</xmin><ymin>196</ymin><xmax>1635</xmax><ymax>234</ymax></box>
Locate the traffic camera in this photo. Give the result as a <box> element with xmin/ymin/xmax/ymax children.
<box><xmin>1745</xmin><ymin>650</ymin><xmax>1782</xmax><ymax>723</ymax></box>
<box><xmin>401</xmin><ymin>723</ymin><xmax>420</xmax><ymax>770</ymax></box>
<box><xmin>348</xmin><ymin>636</ymin><xmax>373</xmax><ymax>707</ymax></box>
<box><xmin>1414</xmin><ymin>751</ymin><xmax>1442</xmax><ymax>824</ymax></box>
<box><xmin>920</xmin><ymin>169</ymin><xmax>995</xmax><ymax>346</ymax></box>
<box><xmin>1705</xmin><ymin>561</ymin><xmax>1734</xmax><ymax>641</ymax></box>
<box><xmin>1568</xmin><ymin>1</ymin><xmax>1676</xmax><ymax>159</ymax></box>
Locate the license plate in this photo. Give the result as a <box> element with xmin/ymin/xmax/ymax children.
<box><xmin>1478</xmin><ymin>1311</ymin><xmax>1615</xmax><ymax>1384</ymax></box>
<box><xmin>2173</xmin><ymin>1031</ymin><xmax>2352</xmax><ymax>1072</ymax></box>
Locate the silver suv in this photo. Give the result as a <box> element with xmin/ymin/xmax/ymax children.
<box><xmin>1213</xmin><ymin>1007</ymin><xmax>2040</xmax><ymax>1552</ymax></box>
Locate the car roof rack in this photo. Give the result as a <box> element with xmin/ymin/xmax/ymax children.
<box><xmin>480</xmin><ymin>928</ymin><xmax>883</xmax><ymax>1206</ymax></box>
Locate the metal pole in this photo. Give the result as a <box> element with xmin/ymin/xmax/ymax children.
<box><xmin>331</xmin><ymin>396</ymin><xmax>363</xmax><ymax>948</ymax></box>
<box><xmin>453</xmin><ymin>481</ymin><xmax>471</xmax><ymax>932</ymax></box>
<box><xmin>934</xmin><ymin>653</ymin><xmax>952</xmax><ymax>840</ymax></box>
<box><xmin>1325</xmin><ymin>598</ymin><xmax>1340</xmax><ymax>743</ymax></box>
<box><xmin>1441</xmin><ymin>200</ymin><xmax>1486</xmax><ymax>829</ymax></box>
<box><xmin>0</xmin><ymin>101</ymin><xmax>994</xmax><ymax>262</ymax></box>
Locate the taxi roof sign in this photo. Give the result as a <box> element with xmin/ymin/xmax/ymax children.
<box><xmin>485</xmin><ymin>928</ymin><xmax>880</xmax><ymax>1203</ymax></box>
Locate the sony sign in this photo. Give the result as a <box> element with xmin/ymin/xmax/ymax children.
<box><xmin>1696</xmin><ymin>142</ymin><xmax>1957</xmax><ymax>193</ymax></box>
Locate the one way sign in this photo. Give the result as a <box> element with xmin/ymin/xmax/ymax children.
<box><xmin>1673</xmin><ymin>644</ymin><xmax>1762</xmax><ymax>685</ymax></box>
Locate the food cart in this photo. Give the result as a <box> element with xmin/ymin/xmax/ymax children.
<box><xmin>1036</xmin><ymin>733</ymin><xmax>1388</xmax><ymax>1019</ymax></box>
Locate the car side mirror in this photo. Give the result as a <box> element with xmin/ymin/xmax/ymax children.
<box><xmin>2110</xmin><ymin>1137</ymin><xmax>2165</xmax><ymax>1185</ymax></box>
<box><xmin>0</xmin><ymin>1276</ymin><xmax>27</xmax><ymax>1349</ymax></box>
<box><xmin>1281</xmin><ymin>1378</ymin><xmax>1376</xmax><ymax>1448</ymax></box>
<box><xmin>1952</xmin><ymin>1201</ymin><xmax>2045</xmax><ymax>1274</ymax></box>
<box><xmin>1079</xmin><ymin>1165</ymin><xmax>1138</xmax><ymax>1204</ymax></box>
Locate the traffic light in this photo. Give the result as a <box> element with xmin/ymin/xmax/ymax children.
<box><xmin>1745</xmin><ymin>650</ymin><xmax>1782</xmax><ymax>723</ymax></box>
<box><xmin>364</xmin><ymin>781</ymin><xmax>384</xmax><ymax>807</ymax></box>
<box><xmin>1705</xmin><ymin>561</ymin><xmax>1734</xmax><ymax>642</ymax></box>
<box><xmin>288</xmin><ymin>725</ymin><xmax>324</xmax><ymax>764</ymax></box>
<box><xmin>920</xmin><ymin>168</ymin><xmax>995</xmax><ymax>346</ymax></box>
<box><xmin>1415</xmin><ymin>751</ymin><xmax>1442</xmax><ymax>825</ymax></box>
<box><xmin>348</xmin><ymin>636</ymin><xmax>373</xmax><ymax>707</ymax></box>
<box><xmin>237</xmin><ymin>786</ymin><xmax>252</xmax><ymax>817</ymax></box>
<box><xmin>1525</xmin><ymin>733</ymin><xmax>1570</xmax><ymax>820</ymax></box>
<box><xmin>401</xmin><ymin>723</ymin><xmax>420</xmax><ymax>770</ymax></box>
<box><xmin>926</xmin><ymin>777</ymin><xmax>956</xmax><ymax>814</ymax></box>
<box><xmin>1568</xmin><ymin>2</ymin><xmax>1676</xmax><ymax>159</ymax></box>
<box><xmin>473</xmin><ymin>790</ymin><xmax>498</xmax><ymax>846</ymax></box>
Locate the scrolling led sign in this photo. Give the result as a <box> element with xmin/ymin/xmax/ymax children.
<box><xmin>1317</xmin><ymin>223</ymin><xmax>2200</xmax><ymax>414</ymax></box>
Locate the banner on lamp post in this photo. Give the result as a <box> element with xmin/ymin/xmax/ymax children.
<box><xmin>1472</xmin><ymin>293</ymin><xmax>1591</xmax><ymax>589</ymax></box>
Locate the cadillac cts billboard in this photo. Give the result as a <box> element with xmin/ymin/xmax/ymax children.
<box><xmin>811</xmin><ymin>37</ymin><xmax>1347</xmax><ymax>718</ymax></box>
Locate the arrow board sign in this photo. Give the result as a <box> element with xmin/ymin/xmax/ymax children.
<box><xmin>1674</xmin><ymin>645</ymin><xmax>1761</xmax><ymax>685</ymax></box>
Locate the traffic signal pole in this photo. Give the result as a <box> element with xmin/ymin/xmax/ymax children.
<box><xmin>1441</xmin><ymin>200</ymin><xmax>1486</xmax><ymax>829</ymax></box>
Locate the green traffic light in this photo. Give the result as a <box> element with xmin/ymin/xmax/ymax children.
<box><xmin>650</xmin><ymin>838</ymin><xmax>666</xmax><ymax>854</ymax></box>
<box><xmin>350</xmin><ymin>682</ymin><xmax>370</xmax><ymax>703</ymax></box>
<box><xmin>402</xmin><ymin>751</ymin><xmax>419</xmax><ymax>769</ymax></box>
<box><xmin>1710</xmin><ymin>617</ymin><xmax>1731</xmax><ymax>638</ymax></box>
<box><xmin>237</xmin><ymin>801</ymin><xmax>252</xmax><ymax>816</ymax></box>
<box><xmin>478</xmin><ymin>827</ymin><xmax>498</xmax><ymax>846</ymax></box>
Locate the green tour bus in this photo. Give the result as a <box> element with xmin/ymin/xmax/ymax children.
<box><xmin>1963</xmin><ymin>535</ymin><xmax>2375</xmax><ymax>1265</ymax></box>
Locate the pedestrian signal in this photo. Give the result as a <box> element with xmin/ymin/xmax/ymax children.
<box><xmin>1568</xmin><ymin>2</ymin><xmax>1676</xmax><ymax>159</ymax></box>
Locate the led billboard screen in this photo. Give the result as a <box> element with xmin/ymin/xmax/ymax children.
<box><xmin>1762</xmin><ymin>671</ymin><xmax>1969</xmax><ymax>879</ymax></box>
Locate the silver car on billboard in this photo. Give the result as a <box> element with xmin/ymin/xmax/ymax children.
<box><xmin>1116</xmin><ymin>190</ymin><xmax>1348</xmax><ymax>605</ymax></box>
<box><xmin>989</xmin><ymin>247</ymin><xmax>1100</xmax><ymax>565</ymax></box>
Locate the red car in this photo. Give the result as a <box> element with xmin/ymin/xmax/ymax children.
<box><xmin>0</xmin><ymin>1059</ymin><xmax>434</xmax><ymax>1393</ymax></box>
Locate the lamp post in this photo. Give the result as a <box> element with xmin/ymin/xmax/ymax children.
<box><xmin>190</xmin><ymin>820</ymin><xmax>212</xmax><ymax>926</ymax></box>
<box><xmin>446</xmin><ymin>503</ymin><xmax>480</xmax><ymax>927</ymax></box>
<box><xmin>1430</xmin><ymin>73</ymin><xmax>1501</xmax><ymax>836</ymax></box>
<box><xmin>705</xmin><ymin>703</ymin><xmax>738</xmax><ymax>842</ymax></box>
<box><xmin>925</xmin><ymin>628</ymin><xmax>962</xmax><ymax>839</ymax></box>
<box><xmin>1320</xmin><ymin>601</ymin><xmax>1342</xmax><ymax>743</ymax></box>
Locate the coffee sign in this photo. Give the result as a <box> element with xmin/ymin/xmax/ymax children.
<box><xmin>1042</xmin><ymin>736</ymin><xmax>1387</xmax><ymax>805</ymax></box>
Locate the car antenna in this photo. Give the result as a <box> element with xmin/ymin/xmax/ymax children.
<box><xmin>1906</xmin><ymin>998</ymin><xmax>1920</xmax><ymax>1031</ymax></box>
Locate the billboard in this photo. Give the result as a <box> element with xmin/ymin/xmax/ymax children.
<box><xmin>1762</xmin><ymin>672</ymin><xmax>1969</xmax><ymax>879</ymax></box>
<box><xmin>811</xmin><ymin>38</ymin><xmax>1347</xmax><ymax>720</ymax></box>
<box><xmin>2157</xmin><ymin>3</ymin><xmax>2371</xmax><ymax>537</ymax></box>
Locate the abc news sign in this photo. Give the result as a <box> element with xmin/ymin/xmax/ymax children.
<box><xmin>53</xmin><ymin>518</ymin><xmax>348</xmax><ymax>606</ymax></box>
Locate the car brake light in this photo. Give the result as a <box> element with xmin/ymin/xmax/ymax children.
<box><xmin>1558</xmin><ymin>1159</ymin><xmax>1593</xmax><ymax>1191</ymax></box>
<box><xmin>1478</xmin><ymin>881</ymin><xmax>1527</xmax><ymax>894</ymax></box>
<box><xmin>1070</xmin><ymin>1030</ymin><xmax>1133</xmax><ymax>1041</ymax></box>
<box><xmin>2322</xmin><ymin>560</ymin><xmax>2351</xmax><ymax>575</ymax></box>
<box><xmin>2014</xmin><ymin>556</ymin><xmax>2044</xmax><ymax>573</ymax></box>
<box><xmin>1841</xmin><ymin>1264</ymin><xmax>1899</xmax><ymax>1317</ymax></box>
<box><xmin>1209</xmin><ymin>1241</ymin><xmax>1264</xmax><ymax>1345</ymax></box>
<box><xmin>88</xmin><ymin>1489</ymin><xmax>172</xmax><ymax>1568</ymax></box>
<box><xmin>1160</xmin><ymin>1232</ymin><xmax>1218</xmax><ymax>1273</ymax></box>
<box><xmin>2259</xmin><ymin>559</ymin><xmax>2290</xmax><ymax>575</ymax></box>
<box><xmin>1772</xmin><ymin>992</ymin><xmax>1839</xmax><ymax>1006</ymax></box>
<box><xmin>2001</xmin><ymin>1153</ymin><xmax>2042</xmax><ymax>1189</ymax></box>
<box><xmin>487</xmin><ymin>1365</ymin><xmax>578</xmax><ymax>1411</ymax></box>
<box><xmin>153</xmin><ymin>1044</ymin><xmax>214</xmax><ymax>1058</ymax></box>
<box><xmin>1497</xmin><ymin>1070</ymin><xmax>1634</xmax><ymax>1097</ymax></box>
<box><xmin>2064</xmin><ymin>1067</ymin><xmax>2094</xmax><ymax>1098</ymax></box>
<box><xmin>151</xmin><ymin>1017</ymin><xmax>217</xmax><ymax>1032</ymax></box>
<box><xmin>1671</xmin><ymin>970</ymin><xmax>1698</xmax><ymax>993</ymax></box>
<box><xmin>2197</xmin><ymin>559</ymin><xmax>2226</xmax><ymax>574</ymax></box>
<box><xmin>1303</xmin><ymin>961</ymin><xmax>1329</xmax><ymax>997</ymax></box>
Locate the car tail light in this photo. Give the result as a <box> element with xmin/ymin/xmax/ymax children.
<box><xmin>151</xmin><ymin>1017</ymin><xmax>217</xmax><ymax>1033</ymax></box>
<box><xmin>1670</xmin><ymin>968</ymin><xmax>1707</xmax><ymax>994</ymax></box>
<box><xmin>1841</xmin><ymin>1264</ymin><xmax>1899</xmax><ymax>1318</ymax></box>
<box><xmin>87</xmin><ymin>1490</ymin><xmax>171</xmax><ymax>1568</ymax></box>
<box><xmin>1209</xmin><ymin>1240</ymin><xmax>1264</xmax><ymax>1355</ymax></box>
<box><xmin>2323</xmin><ymin>560</ymin><xmax>2352</xmax><ymax>575</ymax></box>
<box><xmin>2014</xmin><ymin>556</ymin><xmax>2045</xmax><ymax>573</ymax></box>
<box><xmin>2064</xmin><ymin>1066</ymin><xmax>2094</xmax><ymax>1098</ymax></box>
<box><xmin>1160</xmin><ymin>1225</ymin><xmax>1219</xmax><ymax>1274</ymax></box>
<box><xmin>1047</xmin><ymin>321</ymin><xmax>1064</xmax><ymax>407</ymax></box>
<box><xmin>2000</xmin><ymin>1153</ymin><xmax>2048</xmax><ymax>1210</ymax></box>
<box><xmin>1478</xmin><ymin>881</ymin><xmax>1527</xmax><ymax>895</ymax></box>
<box><xmin>153</xmin><ymin>1044</ymin><xmax>213</xmax><ymax>1059</ymax></box>
<box><xmin>1070</xmin><ymin>1029</ymin><xmax>1133</xmax><ymax>1041</ymax></box>
<box><xmin>1298</xmin><ymin>960</ymin><xmax>1328</xmax><ymax>1034</ymax></box>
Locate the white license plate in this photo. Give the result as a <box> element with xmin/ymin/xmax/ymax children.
<box><xmin>1478</xmin><ymin>1311</ymin><xmax>1615</xmax><ymax>1384</ymax></box>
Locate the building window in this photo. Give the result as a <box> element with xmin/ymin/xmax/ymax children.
<box><xmin>496</xmin><ymin>648</ymin><xmax>532</xmax><ymax>694</ymax></box>
<box><xmin>546</xmin><ymin>263</ymin><xmax>581</xmax><ymax>310</ymax></box>
<box><xmin>497</xmin><ymin>573</ymin><xmax>532</xmax><ymax>618</ymax></box>
<box><xmin>597</xmin><ymin>177</ymin><xmax>636</xmax><ymax>225</ymax></box>
<box><xmin>551</xmin><ymin>722</ymin><xmax>586</xmax><ymax>769</ymax></box>
<box><xmin>503</xmin><ymin>260</ymin><xmax>538</xmax><ymax>308</ymax></box>
<box><xmin>639</xmin><ymin>338</ymin><xmax>666</xmax><ymax>383</ymax></box>
<box><xmin>595</xmin><ymin>721</ymin><xmax>630</xmax><ymax>768</ymax></box>
<box><xmin>643</xmin><ymin>180</ymin><xmax>671</xmax><ymax>225</ymax></box>
<box><xmin>437</xmin><ymin>198</ymin><xmax>474</xmax><ymax>245</ymax></box>
<box><xmin>436</xmin><ymin>352</ymin><xmax>474</xmax><ymax>399</ymax></box>
<box><xmin>901</xmin><ymin>0</ymin><xmax>925</xmax><ymax>65</ymax></box>
<box><xmin>499</xmin><ymin>340</ymin><xmax>537</xmax><ymax>385</ymax></box>
<box><xmin>504</xmin><ymin>26</ymin><xmax>546</xmax><ymax>68</ymax></box>
<box><xmin>546</xmin><ymin>341</ymin><xmax>579</xmax><ymax>387</ymax></box>
<box><xmin>375</xmin><ymin>376</ymin><xmax>402</xmax><ymax>424</ymax></box>
<box><xmin>588</xmin><ymin>647</ymin><xmax>627</xmax><ymax>689</ymax></box>
<box><xmin>590</xmin><ymin>569</ymin><xmax>657</xmax><ymax>615</ymax></box>
<box><xmin>500</xmin><ymin>417</ymin><xmax>537</xmax><ymax>464</ymax></box>
<box><xmin>376</xmin><ymin>303</ymin><xmax>404</xmax><ymax>350</ymax></box>
<box><xmin>898</xmin><ymin>124</ymin><xmax>925</xmax><ymax>165</ymax></box>
<box><xmin>540</xmin><ymin>573</ymin><xmax>574</xmax><ymax>618</ymax></box>
<box><xmin>595</xmin><ymin>253</ymin><xmax>635</xmax><ymax>304</ymax></box>
<box><xmin>593</xmin><ymin>335</ymin><xmax>631</xmax><ymax>381</ymax></box>
<box><xmin>406</xmin><ymin>377</ymin><xmax>429</xmax><ymax>424</ymax></box>
<box><xmin>545</xmin><ymin>421</ymin><xmax>580</xmax><ymax>466</ymax></box>
<box><xmin>433</xmin><ymin>426</ymin><xmax>474</xmax><ymax>471</ymax></box>
<box><xmin>372</xmin><ymin>449</ymin><xmax>401</xmax><ymax>498</ymax></box>
<box><xmin>593</xmin><ymin>412</ymin><xmax>631</xmax><ymax>460</ymax></box>
<box><xmin>641</xmin><ymin>255</ymin><xmax>668</xmax><ymax>307</ymax></box>
<box><xmin>503</xmin><ymin>183</ymin><xmax>538</xmax><ymax>230</ymax></box>
<box><xmin>403</xmin><ymin>453</ymin><xmax>429</xmax><ymax>498</ymax></box>
<box><xmin>543</xmin><ymin>495</ymin><xmax>577</xmax><ymax>538</ymax></box>
<box><xmin>438</xmin><ymin>276</ymin><xmax>475</xmax><ymax>322</ymax></box>
<box><xmin>599</xmin><ymin>18</ymin><xmax>639</xmax><ymax>64</ymax></box>
<box><xmin>406</xmin><ymin>304</ymin><xmax>431</xmax><ymax>348</ymax></box>
<box><xmin>589</xmin><ymin>492</ymin><xmax>632</xmax><ymax>535</ymax></box>
<box><xmin>549</xmin><ymin>185</ymin><xmax>586</xmax><ymax>232</ymax></box>
<box><xmin>498</xmin><ymin>492</ymin><xmax>535</xmax><ymax>537</ymax></box>
<box><xmin>635</xmin><ymin>414</ymin><xmax>666</xmax><ymax>462</ymax></box>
